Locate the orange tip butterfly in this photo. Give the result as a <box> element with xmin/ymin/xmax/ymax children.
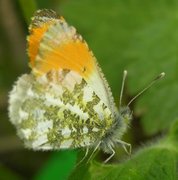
<box><xmin>8</xmin><ymin>9</ymin><xmax>165</xmax><ymax>163</ymax></box>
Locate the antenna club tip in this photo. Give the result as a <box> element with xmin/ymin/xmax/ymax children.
<box><xmin>160</xmin><ymin>72</ymin><xmax>165</xmax><ymax>77</ymax></box>
<box><xmin>154</xmin><ymin>72</ymin><xmax>165</xmax><ymax>80</ymax></box>
<box><xmin>123</xmin><ymin>70</ymin><xmax>128</xmax><ymax>75</ymax></box>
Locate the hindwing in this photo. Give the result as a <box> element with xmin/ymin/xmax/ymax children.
<box><xmin>9</xmin><ymin>70</ymin><xmax>114</xmax><ymax>150</ymax></box>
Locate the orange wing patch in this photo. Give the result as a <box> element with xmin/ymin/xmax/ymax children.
<box><xmin>28</xmin><ymin>14</ymin><xmax>96</xmax><ymax>79</ymax></box>
<box><xmin>28</xmin><ymin>23</ymin><xmax>52</xmax><ymax>67</ymax></box>
<box><xmin>34</xmin><ymin>40</ymin><xmax>95</xmax><ymax>78</ymax></box>
<box><xmin>27</xmin><ymin>9</ymin><xmax>61</xmax><ymax>67</ymax></box>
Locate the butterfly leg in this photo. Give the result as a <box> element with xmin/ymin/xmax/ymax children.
<box><xmin>104</xmin><ymin>146</ymin><xmax>115</xmax><ymax>163</ymax></box>
<box><xmin>76</xmin><ymin>147</ymin><xmax>89</xmax><ymax>166</ymax></box>
<box><xmin>87</xmin><ymin>141</ymin><xmax>101</xmax><ymax>163</ymax></box>
<box><xmin>116</xmin><ymin>139</ymin><xmax>131</xmax><ymax>155</ymax></box>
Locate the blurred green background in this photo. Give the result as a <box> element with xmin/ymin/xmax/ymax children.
<box><xmin>0</xmin><ymin>0</ymin><xmax>178</xmax><ymax>179</ymax></box>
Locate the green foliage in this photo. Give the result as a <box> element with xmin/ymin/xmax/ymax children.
<box><xmin>18</xmin><ymin>0</ymin><xmax>37</xmax><ymax>24</ymax></box>
<box><xmin>69</xmin><ymin>120</ymin><xmax>178</xmax><ymax>180</ymax></box>
<box><xmin>35</xmin><ymin>150</ymin><xmax>77</xmax><ymax>180</ymax></box>
<box><xmin>1</xmin><ymin>0</ymin><xmax>178</xmax><ymax>179</ymax></box>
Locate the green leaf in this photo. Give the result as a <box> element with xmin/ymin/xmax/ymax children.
<box><xmin>168</xmin><ymin>119</ymin><xmax>178</xmax><ymax>145</ymax></box>
<box><xmin>59</xmin><ymin>0</ymin><xmax>178</xmax><ymax>135</ymax></box>
<box><xmin>69</xmin><ymin>120</ymin><xmax>178</xmax><ymax>180</ymax></box>
<box><xmin>34</xmin><ymin>150</ymin><xmax>77</xmax><ymax>180</ymax></box>
<box><xmin>18</xmin><ymin>0</ymin><xmax>37</xmax><ymax>24</ymax></box>
<box><xmin>68</xmin><ymin>161</ymin><xmax>91</xmax><ymax>180</ymax></box>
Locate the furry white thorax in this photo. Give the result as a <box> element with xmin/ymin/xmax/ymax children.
<box><xmin>99</xmin><ymin>107</ymin><xmax>132</xmax><ymax>153</ymax></box>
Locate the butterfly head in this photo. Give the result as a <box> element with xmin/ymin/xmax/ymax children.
<box><xmin>120</xmin><ymin>106</ymin><xmax>132</xmax><ymax>128</ymax></box>
<box><xmin>99</xmin><ymin>70</ymin><xmax>165</xmax><ymax>155</ymax></box>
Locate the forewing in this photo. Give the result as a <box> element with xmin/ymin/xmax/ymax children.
<box><xmin>9</xmin><ymin>70</ymin><xmax>113</xmax><ymax>150</ymax></box>
<box><xmin>28</xmin><ymin>9</ymin><xmax>117</xmax><ymax>117</ymax></box>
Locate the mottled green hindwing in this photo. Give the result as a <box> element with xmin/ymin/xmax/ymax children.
<box><xmin>9</xmin><ymin>69</ymin><xmax>114</xmax><ymax>150</ymax></box>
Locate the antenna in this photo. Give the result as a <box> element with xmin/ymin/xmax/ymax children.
<box><xmin>127</xmin><ymin>72</ymin><xmax>165</xmax><ymax>107</ymax></box>
<box><xmin>119</xmin><ymin>70</ymin><xmax>127</xmax><ymax>108</ymax></box>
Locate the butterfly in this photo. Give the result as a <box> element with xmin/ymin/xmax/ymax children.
<box><xmin>8</xmin><ymin>9</ymin><xmax>164</xmax><ymax>163</ymax></box>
